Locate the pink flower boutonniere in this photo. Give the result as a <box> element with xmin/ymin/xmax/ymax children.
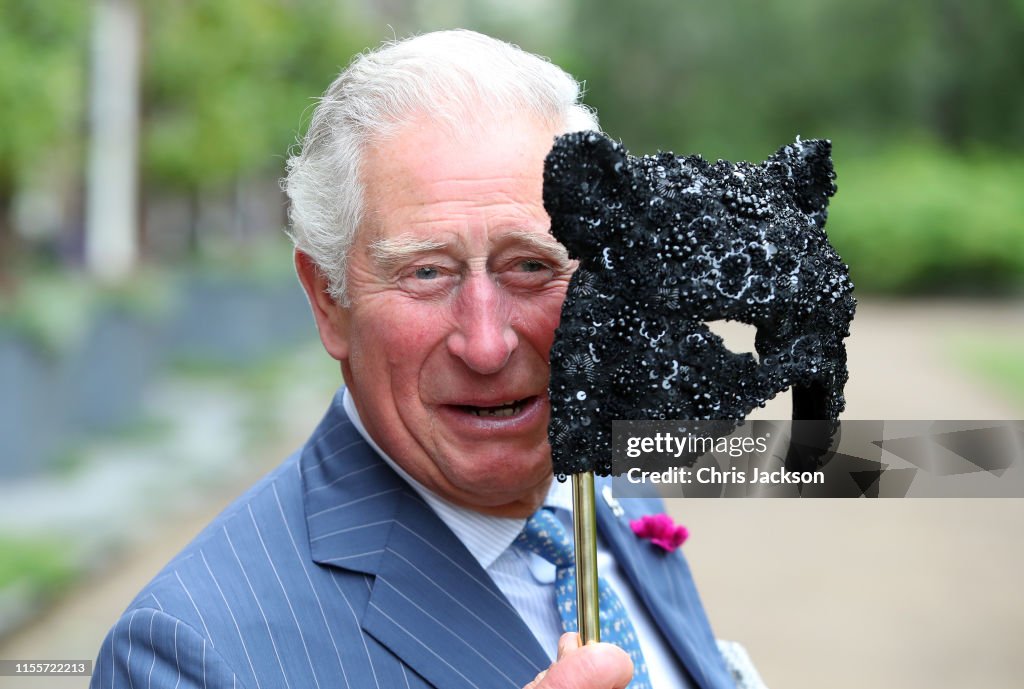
<box><xmin>630</xmin><ymin>514</ymin><xmax>689</xmax><ymax>552</ymax></box>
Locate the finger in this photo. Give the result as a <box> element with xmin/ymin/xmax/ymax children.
<box><xmin>557</xmin><ymin>632</ymin><xmax>580</xmax><ymax>659</ymax></box>
<box><xmin>523</xmin><ymin>668</ymin><xmax>548</xmax><ymax>689</ymax></box>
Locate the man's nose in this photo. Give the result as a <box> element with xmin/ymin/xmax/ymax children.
<box><xmin>446</xmin><ymin>274</ymin><xmax>519</xmax><ymax>374</ymax></box>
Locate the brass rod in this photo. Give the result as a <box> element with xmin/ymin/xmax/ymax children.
<box><xmin>571</xmin><ymin>472</ymin><xmax>600</xmax><ymax>644</ymax></box>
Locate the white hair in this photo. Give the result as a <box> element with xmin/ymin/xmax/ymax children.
<box><xmin>283</xmin><ymin>29</ymin><xmax>600</xmax><ymax>304</ymax></box>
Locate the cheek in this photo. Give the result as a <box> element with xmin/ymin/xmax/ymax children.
<box><xmin>350</xmin><ymin>301</ymin><xmax>452</xmax><ymax>378</ymax></box>
<box><xmin>515</xmin><ymin>287</ymin><xmax>569</xmax><ymax>356</ymax></box>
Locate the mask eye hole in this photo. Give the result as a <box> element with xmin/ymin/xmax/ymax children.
<box><xmin>703</xmin><ymin>320</ymin><xmax>791</xmax><ymax>420</ymax></box>
<box><xmin>705</xmin><ymin>320</ymin><xmax>759</xmax><ymax>363</ymax></box>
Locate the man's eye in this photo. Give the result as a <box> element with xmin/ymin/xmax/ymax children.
<box><xmin>413</xmin><ymin>266</ymin><xmax>441</xmax><ymax>280</ymax></box>
<box><xmin>518</xmin><ymin>260</ymin><xmax>547</xmax><ymax>273</ymax></box>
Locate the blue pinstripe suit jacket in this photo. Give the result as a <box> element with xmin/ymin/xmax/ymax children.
<box><xmin>92</xmin><ymin>390</ymin><xmax>735</xmax><ymax>689</ymax></box>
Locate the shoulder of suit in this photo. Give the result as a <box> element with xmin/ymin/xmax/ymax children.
<box><xmin>121</xmin><ymin>451</ymin><xmax>306</xmax><ymax>615</ymax></box>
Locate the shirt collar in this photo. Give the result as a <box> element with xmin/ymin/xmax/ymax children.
<box><xmin>544</xmin><ymin>472</ymin><xmax>573</xmax><ymax>513</ymax></box>
<box><xmin>343</xmin><ymin>388</ymin><xmax>563</xmax><ymax>569</ymax></box>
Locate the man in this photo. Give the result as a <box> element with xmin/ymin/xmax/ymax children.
<box><xmin>92</xmin><ymin>30</ymin><xmax>753</xmax><ymax>689</ymax></box>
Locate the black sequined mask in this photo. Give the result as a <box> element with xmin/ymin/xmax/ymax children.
<box><xmin>544</xmin><ymin>132</ymin><xmax>856</xmax><ymax>477</ymax></box>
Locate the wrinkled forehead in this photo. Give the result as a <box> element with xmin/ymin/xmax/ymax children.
<box><xmin>356</xmin><ymin>110</ymin><xmax>561</xmax><ymax>240</ymax></box>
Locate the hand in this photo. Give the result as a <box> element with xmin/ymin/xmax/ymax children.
<box><xmin>523</xmin><ymin>633</ymin><xmax>634</xmax><ymax>689</ymax></box>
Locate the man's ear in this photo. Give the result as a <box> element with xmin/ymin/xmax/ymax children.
<box><xmin>294</xmin><ymin>250</ymin><xmax>350</xmax><ymax>361</ymax></box>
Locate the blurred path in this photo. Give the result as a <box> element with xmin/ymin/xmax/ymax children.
<box><xmin>727</xmin><ymin>299</ymin><xmax>1024</xmax><ymax>421</ymax></box>
<box><xmin>0</xmin><ymin>343</ymin><xmax>339</xmax><ymax>689</ymax></box>
<box><xmin>1</xmin><ymin>299</ymin><xmax>1022</xmax><ymax>689</ymax></box>
<box><xmin>0</xmin><ymin>486</ymin><xmax>252</xmax><ymax>689</ymax></box>
<box><xmin>841</xmin><ymin>299</ymin><xmax>1023</xmax><ymax>420</ymax></box>
<box><xmin>681</xmin><ymin>299</ymin><xmax>1024</xmax><ymax>689</ymax></box>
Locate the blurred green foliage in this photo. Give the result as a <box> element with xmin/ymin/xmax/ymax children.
<box><xmin>0</xmin><ymin>268</ymin><xmax>174</xmax><ymax>356</ymax></box>
<box><xmin>830</xmin><ymin>143</ymin><xmax>1024</xmax><ymax>293</ymax></box>
<box><xmin>539</xmin><ymin>0</ymin><xmax>1024</xmax><ymax>294</ymax></box>
<box><xmin>0</xmin><ymin>0</ymin><xmax>1021</xmax><ymax>294</ymax></box>
<box><xmin>0</xmin><ymin>272</ymin><xmax>96</xmax><ymax>357</ymax></box>
<box><xmin>142</xmin><ymin>0</ymin><xmax>371</xmax><ymax>192</ymax></box>
<box><xmin>563</xmin><ymin>0</ymin><xmax>1024</xmax><ymax>159</ymax></box>
<box><xmin>0</xmin><ymin>0</ymin><xmax>86</xmax><ymax>251</ymax></box>
<box><xmin>0</xmin><ymin>534</ymin><xmax>76</xmax><ymax>596</ymax></box>
<box><xmin>0</xmin><ymin>0</ymin><xmax>86</xmax><ymax>184</ymax></box>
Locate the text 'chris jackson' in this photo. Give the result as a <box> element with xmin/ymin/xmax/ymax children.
<box><xmin>625</xmin><ymin>465</ymin><xmax>825</xmax><ymax>486</ymax></box>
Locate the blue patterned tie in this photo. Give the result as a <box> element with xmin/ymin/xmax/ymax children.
<box><xmin>516</xmin><ymin>508</ymin><xmax>652</xmax><ymax>689</ymax></box>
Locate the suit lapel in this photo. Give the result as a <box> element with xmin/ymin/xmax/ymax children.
<box><xmin>363</xmin><ymin>493</ymin><xmax>549</xmax><ymax>689</ymax></box>
<box><xmin>302</xmin><ymin>393</ymin><xmax>549</xmax><ymax>689</ymax></box>
<box><xmin>596</xmin><ymin>481</ymin><xmax>735</xmax><ymax>689</ymax></box>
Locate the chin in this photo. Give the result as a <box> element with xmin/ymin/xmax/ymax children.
<box><xmin>446</xmin><ymin>447</ymin><xmax>551</xmax><ymax>496</ymax></box>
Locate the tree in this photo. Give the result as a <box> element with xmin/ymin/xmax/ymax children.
<box><xmin>561</xmin><ymin>0</ymin><xmax>1024</xmax><ymax>158</ymax></box>
<box><xmin>0</xmin><ymin>0</ymin><xmax>86</xmax><ymax>285</ymax></box>
<box><xmin>85</xmin><ymin>0</ymin><xmax>143</xmax><ymax>282</ymax></box>
<box><xmin>140</xmin><ymin>0</ymin><xmax>372</xmax><ymax>254</ymax></box>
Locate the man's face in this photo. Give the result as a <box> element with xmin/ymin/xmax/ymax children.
<box><xmin>312</xmin><ymin>114</ymin><xmax>574</xmax><ymax>517</ymax></box>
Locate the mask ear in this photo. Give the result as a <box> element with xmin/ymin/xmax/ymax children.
<box><xmin>294</xmin><ymin>250</ymin><xmax>351</xmax><ymax>361</ymax></box>
<box><xmin>544</xmin><ymin>132</ymin><xmax>630</xmax><ymax>259</ymax></box>
<box><xmin>769</xmin><ymin>138</ymin><xmax>836</xmax><ymax>226</ymax></box>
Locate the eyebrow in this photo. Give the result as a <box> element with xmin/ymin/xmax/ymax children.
<box><xmin>368</xmin><ymin>230</ymin><xmax>573</xmax><ymax>272</ymax></box>
<box><xmin>368</xmin><ymin>235</ymin><xmax>449</xmax><ymax>272</ymax></box>
<box><xmin>498</xmin><ymin>230</ymin><xmax>573</xmax><ymax>270</ymax></box>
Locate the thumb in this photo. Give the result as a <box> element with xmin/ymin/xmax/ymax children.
<box><xmin>531</xmin><ymin>636</ymin><xmax>634</xmax><ymax>689</ymax></box>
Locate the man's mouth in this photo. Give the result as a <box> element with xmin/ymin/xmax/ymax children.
<box><xmin>458</xmin><ymin>397</ymin><xmax>534</xmax><ymax>418</ymax></box>
<box><xmin>436</xmin><ymin>395</ymin><xmax>546</xmax><ymax>436</ymax></box>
